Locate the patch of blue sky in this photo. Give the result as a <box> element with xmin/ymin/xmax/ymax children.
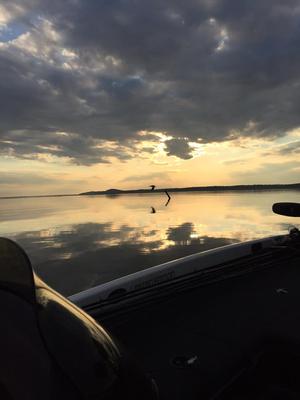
<box><xmin>101</xmin><ymin>76</ymin><xmax>144</xmax><ymax>94</ymax></box>
<box><xmin>0</xmin><ymin>21</ymin><xmax>27</xmax><ymax>42</ymax></box>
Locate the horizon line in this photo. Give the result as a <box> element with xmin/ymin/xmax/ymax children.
<box><xmin>2</xmin><ymin>182</ymin><xmax>300</xmax><ymax>200</ymax></box>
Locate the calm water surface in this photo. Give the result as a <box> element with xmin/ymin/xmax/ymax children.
<box><xmin>1</xmin><ymin>191</ymin><xmax>299</xmax><ymax>296</ymax></box>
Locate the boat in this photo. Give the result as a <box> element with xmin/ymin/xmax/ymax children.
<box><xmin>0</xmin><ymin>202</ymin><xmax>300</xmax><ymax>399</ymax></box>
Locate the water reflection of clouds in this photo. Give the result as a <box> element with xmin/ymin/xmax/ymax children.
<box><xmin>2</xmin><ymin>191</ymin><xmax>300</xmax><ymax>296</ymax></box>
<box><xmin>11</xmin><ymin>221</ymin><xmax>237</xmax><ymax>296</ymax></box>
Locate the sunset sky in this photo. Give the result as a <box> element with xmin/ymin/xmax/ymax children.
<box><xmin>1</xmin><ymin>1</ymin><xmax>300</xmax><ymax>196</ymax></box>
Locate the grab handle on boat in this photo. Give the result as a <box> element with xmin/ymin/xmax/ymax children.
<box><xmin>272</xmin><ymin>202</ymin><xmax>300</xmax><ymax>217</ymax></box>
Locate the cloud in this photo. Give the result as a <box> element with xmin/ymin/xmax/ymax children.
<box><xmin>0</xmin><ymin>169</ymin><xmax>86</xmax><ymax>196</ymax></box>
<box><xmin>0</xmin><ymin>171</ymin><xmax>55</xmax><ymax>185</ymax></box>
<box><xmin>164</xmin><ymin>138</ymin><xmax>193</xmax><ymax>159</ymax></box>
<box><xmin>121</xmin><ymin>171</ymin><xmax>170</xmax><ymax>183</ymax></box>
<box><xmin>232</xmin><ymin>161</ymin><xmax>300</xmax><ymax>184</ymax></box>
<box><xmin>223</xmin><ymin>158</ymin><xmax>247</xmax><ymax>165</ymax></box>
<box><xmin>0</xmin><ymin>130</ymin><xmax>136</xmax><ymax>165</ymax></box>
<box><xmin>275</xmin><ymin>140</ymin><xmax>300</xmax><ymax>156</ymax></box>
<box><xmin>2</xmin><ymin>1</ymin><xmax>300</xmax><ymax>163</ymax></box>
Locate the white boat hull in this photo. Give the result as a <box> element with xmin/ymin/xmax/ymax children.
<box><xmin>70</xmin><ymin>234</ymin><xmax>286</xmax><ymax>308</ymax></box>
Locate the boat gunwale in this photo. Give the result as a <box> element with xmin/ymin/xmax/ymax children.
<box><xmin>70</xmin><ymin>235</ymin><xmax>287</xmax><ymax>309</ymax></box>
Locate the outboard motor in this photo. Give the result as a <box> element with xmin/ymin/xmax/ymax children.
<box><xmin>0</xmin><ymin>238</ymin><xmax>157</xmax><ymax>400</ymax></box>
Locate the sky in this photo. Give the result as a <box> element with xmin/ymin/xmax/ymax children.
<box><xmin>1</xmin><ymin>1</ymin><xmax>300</xmax><ymax>196</ymax></box>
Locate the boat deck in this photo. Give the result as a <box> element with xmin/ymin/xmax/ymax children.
<box><xmin>95</xmin><ymin>247</ymin><xmax>300</xmax><ymax>399</ymax></box>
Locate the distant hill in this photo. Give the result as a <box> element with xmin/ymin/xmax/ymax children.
<box><xmin>80</xmin><ymin>183</ymin><xmax>300</xmax><ymax>196</ymax></box>
<box><xmin>102</xmin><ymin>188</ymin><xmax>123</xmax><ymax>194</ymax></box>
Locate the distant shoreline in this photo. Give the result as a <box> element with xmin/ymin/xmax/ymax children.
<box><xmin>80</xmin><ymin>183</ymin><xmax>300</xmax><ymax>196</ymax></box>
<box><xmin>2</xmin><ymin>183</ymin><xmax>300</xmax><ymax>200</ymax></box>
<box><xmin>0</xmin><ymin>194</ymin><xmax>78</xmax><ymax>200</ymax></box>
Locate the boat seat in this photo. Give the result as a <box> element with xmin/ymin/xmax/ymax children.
<box><xmin>0</xmin><ymin>237</ymin><xmax>158</xmax><ymax>400</ymax></box>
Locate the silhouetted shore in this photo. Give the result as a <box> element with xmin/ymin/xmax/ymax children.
<box><xmin>2</xmin><ymin>183</ymin><xmax>300</xmax><ymax>200</ymax></box>
<box><xmin>80</xmin><ymin>183</ymin><xmax>300</xmax><ymax>196</ymax></box>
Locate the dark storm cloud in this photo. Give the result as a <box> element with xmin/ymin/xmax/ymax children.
<box><xmin>0</xmin><ymin>130</ymin><xmax>133</xmax><ymax>165</ymax></box>
<box><xmin>165</xmin><ymin>138</ymin><xmax>193</xmax><ymax>159</ymax></box>
<box><xmin>2</xmin><ymin>0</ymin><xmax>300</xmax><ymax>162</ymax></box>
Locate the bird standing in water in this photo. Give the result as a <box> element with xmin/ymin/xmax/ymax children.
<box><xmin>165</xmin><ymin>191</ymin><xmax>171</xmax><ymax>206</ymax></box>
<box><xmin>148</xmin><ymin>184</ymin><xmax>171</xmax><ymax>206</ymax></box>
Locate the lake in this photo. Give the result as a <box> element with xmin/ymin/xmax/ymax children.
<box><xmin>1</xmin><ymin>191</ymin><xmax>299</xmax><ymax>296</ymax></box>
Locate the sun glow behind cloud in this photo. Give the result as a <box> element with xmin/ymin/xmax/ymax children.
<box><xmin>2</xmin><ymin>130</ymin><xmax>300</xmax><ymax>197</ymax></box>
